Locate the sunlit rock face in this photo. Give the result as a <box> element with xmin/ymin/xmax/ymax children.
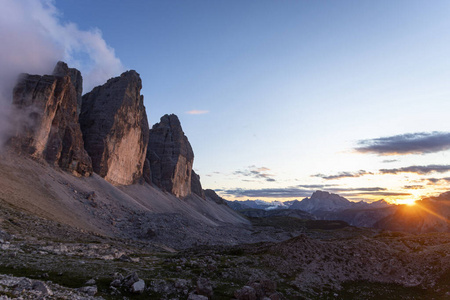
<box><xmin>11</xmin><ymin>61</ymin><xmax>93</xmax><ymax>177</ymax></box>
<box><xmin>146</xmin><ymin>114</ymin><xmax>194</xmax><ymax>198</ymax></box>
<box><xmin>80</xmin><ymin>70</ymin><xmax>149</xmax><ymax>185</ymax></box>
<box><xmin>52</xmin><ymin>61</ymin><xmax>83</xmax><ymax>115</ymax></box>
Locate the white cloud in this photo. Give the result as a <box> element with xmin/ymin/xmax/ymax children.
<box><xmin>186</xmin><ymin>110</ymin><xmax>210</xmax><ymax>115</ymax></box>
<box><xmin>0</xmin><ymin>0</ymin><xmax>124</xmax><ymax>99</ymax></box>
<box><xmin>0</xmin><ymin>0</ymin><xmax>124</xmax><ymax>149</ymax></box>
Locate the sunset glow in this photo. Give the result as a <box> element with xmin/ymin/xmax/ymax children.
<box><xmin>393</xmin><ymin>199</ymin><xmax>416</xmax><ymax>206</ymax></box>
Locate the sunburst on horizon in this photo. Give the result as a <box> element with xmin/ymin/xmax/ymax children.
<box><xmin>392</xmin><ymin>198</ymin><xmax>417</xmax><ymax>206</ymax></box>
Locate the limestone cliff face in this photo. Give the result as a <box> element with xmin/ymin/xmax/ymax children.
<box><xmin>204</xmin><ymin>189</ymin><xmax>227</xmax><ymax>205</ymax></box>
<box><xmin>52</xmin><ymin>62</ymin><xmax>83</xmax><ymax>115</ymax></box>
<box><xmin>80</xmin><ymin>70</ymin><xmax>149</xmax><ymax>185</ymax></box>
<box><xmin>11</xmin><ymin>61</ymin><xmax>92</xmax><ymax>176</ymax></box>
<box><xmin>146</xmin><ymin>114</ymin><xmax>194</xmax><ymax>198</ymax></box>
<box><xmin>191</xmin><ymin>170</ymin><xmax>205</xmax><ymax>199</ymax></box>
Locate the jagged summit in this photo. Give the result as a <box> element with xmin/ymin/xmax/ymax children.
<box><xmin>146</xmin><ymin>114</ymin><xmax>194</xmax><ymax>198</ymax></box>
<box><xmin>80</xmin><ymin>69</ymin><xmax>149</xmax><ymax>185</ymax></box>
<box><xmin>52</xmin><ymin>61</ymin><xmax>83</xmax><ymax>115</ymax></box>
<box><xmin>10</xmin><ymin>63</ymin><xmax>207</xmax><ymax>198</ymax></box>
<box><xmin>290</xmin><ymin>190</ymin><xmax>353</xmax><ymax>213</ymax></box>
<box><xmin>191</xmin><ymin>170</ymin><xmax>205</xmax><ymax>199</ymax></box>
<box><xmin>4</xmin><ymin>62</ymin><xmax>250</xmax><ymax>248</ymax></box>
<box><xmin>11</xmin><ymin>61</ymin><xmax>92</xmax><ymax>177</ymax></box>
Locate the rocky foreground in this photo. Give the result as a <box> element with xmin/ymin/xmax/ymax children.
<box><xmin>0</xmin><ymin>202</ymin><xmax>449</xmax><ymax>300</ymax></box>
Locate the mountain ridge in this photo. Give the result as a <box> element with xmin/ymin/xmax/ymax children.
<box><xmin>225</xmin><ymin>190</ymin><xmax>449</xmax><ymax>232</ymax></box>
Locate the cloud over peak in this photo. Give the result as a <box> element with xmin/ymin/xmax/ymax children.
<box><xmin>355</xmin><ymin>132</ymin><xmax>450</xmax><ymax>156</ymax></box>
<box><xmin>0</xmin><ymin>0</ymin><xmax>124</xmax><ymax>97</ymax></box>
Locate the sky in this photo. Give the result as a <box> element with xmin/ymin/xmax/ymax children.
<box><xmin>2</xmin><ymin>0</ymin><xmax>450</xmax><ymax>204</ymax></box>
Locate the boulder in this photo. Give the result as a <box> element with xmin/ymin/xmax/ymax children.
<box><xmin>80</xmin><ymin>70</ymin><xmax>149</xmax><ymax>185</ymax></box>
<box><xmin>234</xmin><ymin>285</ymin><xmax>257</xmax><ymax>300</ymax></box>
<box><xmin>131</xmin><ymin>279</ymin><xmax>145</xmax><ymax>294</ymax></box>
<box><xmin>146</xmin><ymin>114</ymin><xmax>194</xmax><ymax>198</ymax></box>
<box><xmin>78</xmin><ymin>285</ymin><xmax>97</xmax><ymax>296</ymax></box>
<box><xmin>122</xmin><ymin>271</ymin><xmax>139</xmax><ymax>288</ymax></box>
<box><xmin>11</xmin><ymin>62</ymin><xmax>92</xmax><ymax>176</ymax></box>
<box><xmin>188</xmin><ymin>294</ymin><xmax>208</xmax><ymax>300</ymax></box>
<box><xmin>85</xmin><ymin>279</ymin><xmax>96</xmax><ymax>285</ymax></box>
<box><xmin>196</xmin><ymin>278</ymin><xmax>213</xmax><ymax>298</ymax></box>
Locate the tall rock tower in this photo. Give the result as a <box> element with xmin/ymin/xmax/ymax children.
<box><xmin>146</xmin><ymin>114</ymin><xmax>194</xmax><ymax>198</ymax></box>
<box><xmin>80</xmin><ymin>70</ymin><xmax>149</xmax><ymax>185</ymax></box>
<box><xmin>11</xmin><ymin>61</ymin><xmax>92</xmax><ymax>176</ymax></box>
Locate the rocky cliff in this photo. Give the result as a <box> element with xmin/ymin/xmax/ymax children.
<box><xmin>80</xmin><ymin>70</ymin><xmax>149</xmax><ymax>185</ymax></box>
<box><xmin>191</xmin><ymin>170</ymin><xmax>205</xmax><ymax>199</ymax></box>
<box><xmin>204</xmin><ymin>189</ymin><xmax>226</xmax><ymax>205</ymax></box>
<box><xmin>146</xmin><ymin>114</ymin><xmax>194</xmax><ymax>198</ymax></box>
<box><xmin>11</xmin><ymin>61</ymin><xmax>92</xmax><ymax>177</ymax></box>
<box><xmin>11</xmin><ymin>64</ymin><xmax>205</xmax><ymax>196</ymax></box>
<box><xmin>52</xmin><ymin>62</ymin><xmax>83</xmax><ymax>115</ymax></box>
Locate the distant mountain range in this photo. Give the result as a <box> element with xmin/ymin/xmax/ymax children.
<box><xmin>226</xmin><ymin>190</ymin><xmax>449</xmax><ymax>232</ymax></box>
<box><xmin>227</xmin><ymin>191</ymin><xmax>390</xmax><ymax>213</ymax></box>
<box><xmin>226</xmin><ymin>199</ymin><xmax>290</xmax><ymax>211</ymax></box>
<box><xmin>289</xmin><ymin>190</ymin><xmax>390</xmax><ymax>213</ymax></box>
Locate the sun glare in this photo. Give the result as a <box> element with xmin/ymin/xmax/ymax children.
<box><xmin>395</xmin><ymin>199</ymin><xmax>416</xmax><ymax>206</ymax></box>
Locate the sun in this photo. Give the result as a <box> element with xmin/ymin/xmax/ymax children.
<box><xmin>395</xmin><ymin>199</ymin><xmax>416</xmax><ymax>206</ymax></box>
<box><xmin>404</xmin><ymin>199</ymin><xmax>416</xmax><ymax>206</ymax></box>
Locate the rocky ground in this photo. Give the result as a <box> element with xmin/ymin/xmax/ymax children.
<box><xmin>0</xmin><ymin>200</ymin><xmax>449</xmax><ymax>300</ymax></box>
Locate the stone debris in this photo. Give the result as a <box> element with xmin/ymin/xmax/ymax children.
<box><xmin>188</xmin><ymin>293</ymin><xmax>209</xmax><ymax>300</ymax></box>
<box><xmin>196</xmin><ymin>277</ymin><xmax>213</xmax><ymax>298</ymax></box>
<box><xmin>78</xmin><ymin>285</ymin><xmax>97</xmax><ymax>296</ymax></box>
<box><xmin>0</xmin><ymin>274</ymin><xmax>99</xmax><ymax>299</ymax></box>
<box><xmin>131</xmin><ymin>279</ymin><xmax>145</xmax><ymax>294</ymax></box>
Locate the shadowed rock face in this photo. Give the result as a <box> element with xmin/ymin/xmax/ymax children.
<box><xmin>204</xmin><ymin>189</ymin><xmax>226</xmax><ymax>205</ymax></box>
<box><xmin>146</xmin><ymin>114</ymin><xmax>194</xmax><ymax>198</ymax></box>
<box><xmin>191</xmin><ymin>170</ymin><xmax>205</xmax><ymax>199</ymax></box>
<box><xmin>11</xmin><ymin>62</ymin><xmax>92</xmax><ymax>177</ymax></box>
<box><xmin>80</xmin><ymin>70</ymin><xmax>149</xmax><ymax>185</ymax></box>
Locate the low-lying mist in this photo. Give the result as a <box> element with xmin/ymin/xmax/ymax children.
<box><xmin>0</xmin><ymin>0</ymin><xmax>125</xmax><ymax>150</ymax></box>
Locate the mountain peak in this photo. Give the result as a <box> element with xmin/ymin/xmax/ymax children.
<box><xmin>290</xmin><ymin>190</ymin><xmax>352</xmax><ymax>213</ymax></box>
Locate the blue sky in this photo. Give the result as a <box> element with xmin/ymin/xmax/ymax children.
<box><xmin>4</xmin><ymin>0</ymin><xmax>450</xmax><ymax>203</ymax></box>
